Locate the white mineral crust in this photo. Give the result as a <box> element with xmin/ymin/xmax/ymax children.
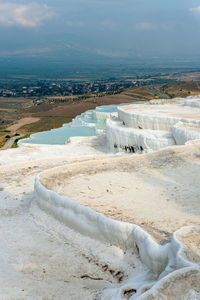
<box><xmin>0</xmin><ymin>95</ymin><xmax>200</xmax><ymax>299</ymax></box>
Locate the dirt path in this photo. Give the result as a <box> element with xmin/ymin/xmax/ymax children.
<box><xmin>6</xmin><ymin>117</ymin><xmax>40</xmax><ymax>132</ymax></box>
<box><xmin>1</xmin><ymin>134</ymin><xmax>24</xmax><ymax>150</ymax></box>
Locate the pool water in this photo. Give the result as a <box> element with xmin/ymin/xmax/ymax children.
<box><xmin>22</xmin><ymin>103</ymin><xmax>139</xmax><ymax>145</ymax></box>
<box><xmin>23</xmin><ymin>125</ymin><xmax>97</xmax><ymax>145</ymax></box>
<box><xmin>22</xmin><ymin>104</ymin><xmax>118</xmax><ymax>145</ymax></box>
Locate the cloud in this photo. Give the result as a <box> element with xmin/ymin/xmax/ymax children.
<box><xmin>0</xmin><ymin>3</ymin><xmax>54</xmax><ymax>27</ymax></box>
<box><xmin>189</xmin><ymin>6</ymin><xmax>200</xmax><ymax>14</ymax></box>
<box><xmin>135</xmin><ymin>22</ymin><xmax>156</xmax><ymax>30</ymax></box>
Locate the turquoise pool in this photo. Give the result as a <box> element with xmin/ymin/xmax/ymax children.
<box><xmin>22</xmin><ymin>102</ymin><xmax>139</xmax><ymax>145</ymax></box>
<box><xmin>22</xmin><ymin>104</ymin><xmax>117</xmax><ymax>145</ymax></box>
<box><xmin>23</xmin><ymin>125</ymin><xmax>97</xmax><ymax>145</ymax></box>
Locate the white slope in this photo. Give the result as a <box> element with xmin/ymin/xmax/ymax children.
<box><xmin>0</xmin><ymin>95</ymin><xmax>200</xmax><ymax>300</ymax></box>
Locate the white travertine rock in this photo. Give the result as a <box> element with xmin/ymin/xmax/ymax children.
<box><xmin>106</xmin><ymin>118</ymin><xmax>175</xmax><ymax>152</ymax></box>
<box><xmin>32</xmin><ymin>95</ymin><xmax>200</xmax><ymax>299</ymax></box>
<box><xmin>117</xmin><ymin>104</ymin><xmax>200</xmax><ymax>131</ymax></box>
<box><xmin>172</xmin><ymin>122</ymin><xmax>200</xmax><ymax>145</ymax></box>
<box><xmin>105</xmin><ymin>97</ymin><xmax>200</xmax><ymax>153</ymax></box>
<box><xmin>34</xmin><ymin>175</ymin><xmax>200</xmax><ymax>300</ymax></box>
<box><xmin>184</xmin><ymin>98</ymin><xmax>200</xmax><ymax>108</ymax></box>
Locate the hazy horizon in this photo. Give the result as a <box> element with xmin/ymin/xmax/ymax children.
<box><xmin>1</xmin><ymin>0</ymin><xmax>200</xmax><ymax>77</ymax></box>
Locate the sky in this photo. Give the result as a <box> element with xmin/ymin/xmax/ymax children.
<box><xmin>0</xmin><ymin>0</ymin><xmax>200</xmax><ymax>63</ymax></box>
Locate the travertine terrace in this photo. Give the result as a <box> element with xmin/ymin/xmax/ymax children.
<box><xmin>106</xmin><ymin>97</ymin><xmax>200</xmax><ymax>153</ymax></box>
<box><xmin>0</xmin><ymin>96</ymin><xmax>200</xmax><ymax>299</ymax></box>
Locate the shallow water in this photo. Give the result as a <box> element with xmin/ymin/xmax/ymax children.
<box><xmin>22</xmin><ymin>103</ymin><xmax>140</xmax><ymax>145</ymax></box>
<box><xmin>22</xmin><ymin>104</ymin><xmax>118</xmax><ymax>145</ymax></box>
<box><xmin>23</xmin><ymin>125</ymin><xmax>97</xmax><ymax>145</ymax></box>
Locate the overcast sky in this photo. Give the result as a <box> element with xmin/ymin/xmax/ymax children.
<box><xmin>0</xmin><ymin>0</ymin><xmax>200</xmax><ymax>61</ymax></box>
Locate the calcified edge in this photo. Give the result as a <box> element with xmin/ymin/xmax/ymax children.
<box><xmin>106</xmin><ymin>98</ymin><xmax>200</xmax><ymax>154</ymax></box>
<box><xmin>34</xmin><ymin>154</ymin><xmax>200</xmax><ymax>299</ymax></box>
<box><xmin>33</xmin><ymin>96</ymin><xmax>200</xmax><ymax>299</ymax></box>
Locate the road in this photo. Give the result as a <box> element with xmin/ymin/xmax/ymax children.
<box><xmin>1</xmin><ymin>135</ymin><xmax>24</xmax><ymax>150</ymax></box>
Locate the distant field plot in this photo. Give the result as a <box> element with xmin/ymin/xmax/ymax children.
<box><xmin>0</xmin><ymin>97</ymin><xmax>32</xmax><ymax>109</ymax></box>
<box><xmin>19</xmin><ymin>116</ymin><xmax>72</xmax><ymax>134</ymax></box>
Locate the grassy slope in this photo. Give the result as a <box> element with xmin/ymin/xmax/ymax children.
<box><xmin>19</xmin><ymin>117</ymin><xmax>72</xmax><ymax>135</ymax></box>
